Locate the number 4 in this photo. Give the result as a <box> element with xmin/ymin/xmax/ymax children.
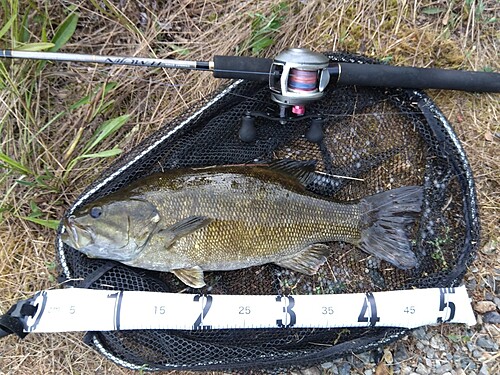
<box><xmin>357</xmin><ymin>292</ymin><xmax>380</xmax><ymax>327</ymax></box>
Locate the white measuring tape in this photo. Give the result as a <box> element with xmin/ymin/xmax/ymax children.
<box><xmin>21</xmin><ymin>286</ymin><xmax>475</xmax><ymax>333</ymax></box>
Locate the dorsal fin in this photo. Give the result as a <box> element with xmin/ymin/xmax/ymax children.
<box><xmin>266</xmin><ymin>159</ymin><xmax>317</xmax><ymax>187</ymax></box>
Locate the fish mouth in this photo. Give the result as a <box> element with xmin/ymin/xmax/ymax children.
<box><xmin>61</xmin><ymin>215</ymin><xmax>94</xmax><ymax>249</ymax></box>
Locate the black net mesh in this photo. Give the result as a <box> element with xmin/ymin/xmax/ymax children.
<box><xmin>55</xmin><ymin>53</ymin><xmax>479</xmax><ymax>372</ymax></box>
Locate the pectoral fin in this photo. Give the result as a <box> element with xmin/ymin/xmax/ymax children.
<box><xmin>275</xmin><ymin>243</ymin><xmax>330</xmax><ymax>275</ymax></box>
<box><xmin>172</xmin><ymin>266</ymin><xmax>206</xmax><ymax>288</ymax></box>
<box><xmin>162</xmin><ymin>215</ymin><xmax>213</xmax><ymax>240</ymax></box>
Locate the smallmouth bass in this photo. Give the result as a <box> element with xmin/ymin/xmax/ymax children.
<box><xmin>62</xmin><ymin>160</ymin><xmax>422</xmax><ymax>288</ymax></box>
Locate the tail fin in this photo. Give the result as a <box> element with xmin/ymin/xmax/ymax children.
<box><xmin>359</xmin><ymin>186</ymin><xmax>423</xmax><ymax>269</ymax></box>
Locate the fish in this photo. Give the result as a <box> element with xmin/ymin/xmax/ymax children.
<box><xmin>61</xmin><ymin>160</ymin><xmax>422</xmax><ymax>288</ymax></box>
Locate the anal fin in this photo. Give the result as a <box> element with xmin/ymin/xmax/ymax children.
<box><xmin>275</xmin><ymin>243</ymin><xmax>330</xmax><ymax>275</ymax></box>
<box><xmin>172</xmin><ymin>266</ymin><xmax>206</xmax><ymax>288</ymax></box>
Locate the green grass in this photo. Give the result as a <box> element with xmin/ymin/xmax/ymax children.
<box><xmin>0</xmin><ymin>1</ymin><xmax>129</xmax><ymax>228</ymax></box>
<box><xmin>238</xmin><ymin>1</ymin><xmax>289</xmax><ymax>55</ymax></box>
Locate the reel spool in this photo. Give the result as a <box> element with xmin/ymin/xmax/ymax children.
<box><xmin>269</xmin><ymin>48</ymin><xmax>331</xmax><ymax>116</ymax></box>
<box><xmin>240</xmin><ymin>48</ymin><xmax>332</xmax><ymax>143</ymax></box>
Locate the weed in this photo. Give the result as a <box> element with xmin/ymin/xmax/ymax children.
<box><xmin>63</xmin><ymin>114</ymin><xmax>129</xmax><ymax>180</ymax></box>
<box><xmin>239</xmin><ymin>2</ymin><xmax>289</xmax><ymax>55</ymax></box>
<box><xmin>428</xmin><ymin>227</ymin><xmax>451</xmax><ymax>269</ymax></box>
<box><xmin>447</xmin><ymin>333</ymin><xmax>471</xmax><ymax>344</ymax></box>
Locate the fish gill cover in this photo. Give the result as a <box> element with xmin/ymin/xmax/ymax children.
<box><xmin>55</xmin><ymin>52</ymin><xmax>479</xmax><ymax>372</ymax></box>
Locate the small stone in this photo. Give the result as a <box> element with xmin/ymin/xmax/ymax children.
<box><xmin>455</xmin><ymin>369</ymin><xmax>466</xmax><ymax>375</ymax></box>
<box><xmin>467</xmin><ymin>279</ymin><xmax>478</xmax><ymax>291</ymax></box>
<box><xmin>467</xmin><ymin>341</ymin><xmax>476</xmax><ymax>352</ymax></box>
<box><xmin>394</xmin><ymin>343</ymin><xmax>409</xmax><ymax>362</ymax></box>
<box><xmin>477</xmin><ymin>314</ymin><xmax>483</xmax><ymax>325</ymax></box>
<box><xmin>295</xmin><ymin>366</ymin><xmax>321</xmax><ymax>375</ymax></box>
<box><xmin>473</xmin><ymin>301</ymin><xmax>497</xmax><ymax>314</ymax></box>
<box><xmin>430</xmin><ymin>334</ymin><xmax>446</xmax><ymax>350</ymax></box>
<box><xmin>483</xmin><ymin>311</ymin><xmax>500</xmax><ymax>324</ymax></box>
<box><xmin>321</xmin><ymin>362</ymin><xmax>333</xmax><ymax>369</ymax></box>
<box><xmin>339</xmin><ymin>362</ymin><xmax>351</xmax><ymax>375</ymax></box>
<box><xmin>479</xmin><ymin>363</ymin><xmax>489</xmax><ymax>375</ymax></box>
<box><xmin>493</xmin><ymin>297</ymin><xmax>500</xmax><ymax>309</ymax></box>
<box><xmin>425</xmin><ymin>347</ymin><xmax>436</xmax><ymax>359</ymax></box>
<box><xmin>480</xmin><ymin>239</ymin><xmax>496</xmax><ymax>254</ymax></box>
<box><xmin>476</xmin><ymin>336</ymin><xmax>498</xmax><ymax>351</ymax></box>
<box><xmin>415</xmin><ymin>362</ymin><xmax>429</xmax><ymax>375</ymax></box>
<box><xmin>473</xmin><ymin>349</ymin><xmax>484</xmax><ymax>358</ymax></box>
<box><xmin>364</xmin><ymin>370</ymin><xmax>373</xmax><ymax>375</ymax></box>
<box><xmin>356</xmin><ymin>351</ymin><xmax>372</xmax><ymax>364</ymax></box>
<box><xmin>435</xmin><ymin>363</ymin><xmax>453</xmax><ymax>374</ymax></box>
<box><xmin>484</xmin><ymin>292</ymin><xmax>495</xmax><ymax>301</ymax></box>
<box><xmin>424</xmin><ymin>358</ymin><xmax>432</xmax><ymax>367</ymax></box>
<box><xmin>412</xmin><ymin>327</ymin><xmax>427</xmax><ymax>340</ymax></box>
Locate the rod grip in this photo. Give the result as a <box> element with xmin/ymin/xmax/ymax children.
<box><xmin>213</xmin><ymin>55</ymin><xmax>272</xmax><ymax>81</ymax></box>
<box><xmin>335</xmin><ymin>63</ymin><xmax>500</xmax><ymax>93</ymax></box>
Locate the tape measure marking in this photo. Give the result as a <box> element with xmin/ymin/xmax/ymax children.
<box><xmin>21</xmin><ymin>286</ymin><xmax>475</xmax><ymax>333</ymax></box>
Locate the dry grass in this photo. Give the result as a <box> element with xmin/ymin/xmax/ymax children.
<box><xmin>0</xmin><ymin>0</ymin><xmax>498</xmax><ymax>374</ymax></box>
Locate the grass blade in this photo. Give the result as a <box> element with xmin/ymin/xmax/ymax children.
<box><xmin>49</xmin><ymin>12</ymin><xmax>79</xmax><ymax>52</ymax></box>
<box><xmin>83</xmin><ymin>114</ymin><xmax>130</xmax><ymax>154</ymax></box>
<box><xmin>17</xmin><ymin>42</ymin><xmax>55</xmax><ymax>51</ymax></box>
<box><xmin>19</xmin><ymin>216</ymin><xmax>60</xmax><ymax>230</ymax></box>
<box><xmin>421</xmin><ymin>7</ymin><xmax>446</xmax><ymax>15</ymax></box>
<box><xmin>79</xmin><ymin>148</ymin><xmax>123</xmax><ymax>159</ymax></box>
<box><xmin>0</xmin><ymin>151</ymin><xmax>33</xmax><ymax>175</ymax></box>
<box><xmin>0</xmin><ymin>13</ymin><xmax>15</xmax><ymax>39</ymax></box>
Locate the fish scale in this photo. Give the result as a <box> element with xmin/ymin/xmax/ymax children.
<box><xmin>144</xmin><ymin>174</ymin><xmax>360</xmax><ymax>266</ymax></box>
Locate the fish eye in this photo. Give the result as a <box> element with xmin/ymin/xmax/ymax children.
<box><xmin>89</xmin><ymin>206</ymin><xmax>103</xmax><ymax>219</ymax></box>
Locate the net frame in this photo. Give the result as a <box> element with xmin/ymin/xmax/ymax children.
<box><xmin>55</xmin><ymin>53</ymin><xmax>479</xmax><ymax>372</ymax></box>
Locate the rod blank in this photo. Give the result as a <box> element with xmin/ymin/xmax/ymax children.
<box><xmin>0</xmin><ymin>50</ymin><xmax>206</xmax><ymax>70</ymax></box>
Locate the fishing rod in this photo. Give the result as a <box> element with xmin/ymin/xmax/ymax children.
<box><xmin>1</xmin><ymin>48</ymin><xmax>499</xmax><ymax>141</ymax></box>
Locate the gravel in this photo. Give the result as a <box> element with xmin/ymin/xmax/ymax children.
<box><xmin>290</xmin><ymin>270</ymin><xmax>500</xmax><ymax>375</ymax></box>
<box><xmin>292</xmin><ymin>314</ymin><xmax>499</xmax><ymax>375</ymax></box>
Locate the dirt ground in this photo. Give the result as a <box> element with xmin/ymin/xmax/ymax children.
<box><xmin>0</xmin><ymin>1</ymin><xmax>498</xmax><ymax>374</ymax></box>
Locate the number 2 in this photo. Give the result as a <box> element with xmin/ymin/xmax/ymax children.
<box><xmin>192</xmin><ymin>295</ymin><xmax>213</xmax><ymax>330</ymax></box>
